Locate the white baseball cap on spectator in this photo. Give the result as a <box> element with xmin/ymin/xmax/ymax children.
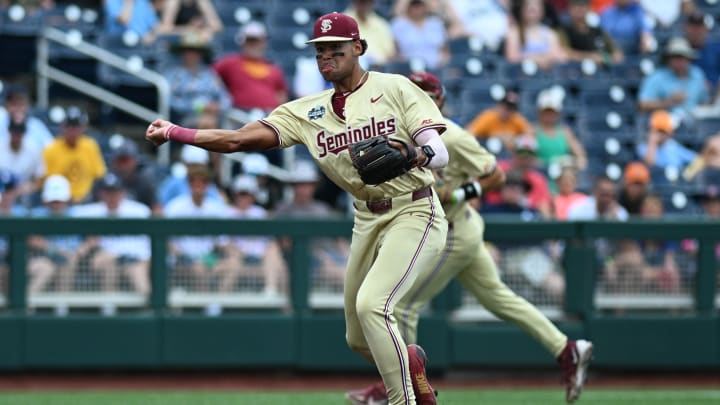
<box><xmin>290</xmin><ymin>160</ymin><xmax>320</xmax><ymax>183</ymax></box>
<box><xmin>42</xmin><ymin>175</ymin><xmax>71</xmax><ymax>203</ymax></box>
<box><xmin>180</xmin><ymin>145</ymin><xmax>209</xmax><ymax>164</ymax></box>
<box><xmin>238</xmin><ymin>21</ymin><xmax>267</xmax><ymax>44</ymax></box>
<box><xmin>537</xmin><ymin>89</ymin><xmax>563</xmax><ymax>112</ymax></box>
<box><xmin>243</xmin><ymin>153</ymin><xmax>270</xmax><ymax>176</ymax></box>
<box><xmin>232</xmin><ymin>175</ymin><xmax>259</xmax><ymax>195</ymax></box>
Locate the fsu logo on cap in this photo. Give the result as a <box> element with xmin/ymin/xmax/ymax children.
<box><xmin>320</xmin><ymin>19</ymin><xmax>332</xmax><ymax>33</ymax></box>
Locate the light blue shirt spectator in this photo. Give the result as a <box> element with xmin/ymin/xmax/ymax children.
<box><xmin>104</xmin><ymin>0</ymin><xmax>159</xmax><ymax>37</ymax></box>
<box><xmin>390</xmin><ymin>15</ymin><xmax>446</xmax><ymax>70</ymax></box>
<box><xmin>636</xmin><ymin>138</ymin><xmax>697</xmax><ymax>170</ymax></box>
<box><xmin>0</xmin><ymin>110</ymin><xmax>53</xmax><ymax>150</ymax></box>
<box><xmin>158</xmin><ymin>175</ymin><xmax>223</xmax><ymax>206</ymax></box>
<box><xmin>639</xmin><ymin>66</ymin><xmax>709</xmax><ymax>116</ymax></box>
<box><xmin>163</xmin><ymin>65</ymin><xmax>232</xmax><ymax>121</ymax></box>
<box><xmin>600</xmin><ymin>1</ymin><xmax>651</xmax><ymax>55</ymax></box>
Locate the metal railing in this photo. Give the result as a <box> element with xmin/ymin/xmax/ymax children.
<box><xmin>36</xmin><ymin>27</ymin><xmax>172</xmax><ymax>164</ymax></box>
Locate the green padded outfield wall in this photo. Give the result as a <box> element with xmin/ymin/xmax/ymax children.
<box><xmin>0</xmin><ymin>218</ymin><xmax>718</xmax><ymax>371</ymax></box>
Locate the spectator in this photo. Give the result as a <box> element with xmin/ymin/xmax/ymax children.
<box><xmin>345</xmin><ymin>0</ymin><xmax>397</xmax><ymax>68</ymax></box>
<box><xmin>214</xmin><ymin>175</ymin><xmax>287</xmax><ymax>295</ymax></box>
<box><xmin>698</xmin><ymin>184</ymin><xmax>720</xmax><ymax>218</ymax></box>
<box><xmin>107</xmin><ymin>138</ymin><xmax>160</xmax><ymax>214</ymax></box>
<box><xmin>684</xmin><ymin>10</ymin><xmax>720</xmax><ymax>93</ymax></box>
<box><xmin>157</xmin><ymin>144</ymin><xmax>224</xmax><ymax>206</ymax></box>
<box><xmin>448</xmin><ymin>0</ymin><xmax>511</xmax><ymax>50</ymax></box>
<box><xmin>551</xmin><ymin>166</ymin><xmax>588</xmax><ymax>220</ymax></box>
<box><xmin>605</xmin><ymin>194</ymin><xmax>681</xmax><ymax>293</ymax></box>
<box><xmin>684</xmin><ymin>134</ymin><xmax>720</xmax><ymax>182</ymax></box>
<box><xmin>636</xmin><ymin>110</ymin><xmax>697</xmax><ymax>170</ymax></box>
<box><xmin>0</xmin><ymin>115</ymin><xmax>45</xmax><ymax>202</ymax></box>
<box><xmin>164</xmin><ymin>165</ymin><xmax>230</xmax><ymax>292</ymax></box>
<box><xmin>639</xmin><ymin>0</ymin><xmax>694</xmax><ymax>28</ymax></box>
<box><xmin>505</xmin><ymin>0</ymin><xmax>567</xmax><ymax>70</ymax></box>
<box><xmin>392</xmin><ymin>0</ymin><xmax>466</xmax><ymax>38</ymax></box>
<box><xmin>72</xmin><ymin>174</ymin><xmax>151</xmax><ymax>296</ymax></box>
<box><xmin>638</xmin><ymin>37</ymin><xmax>710</xmax><ymax>117</ymax></box>
<box><xmin>481</xmin><ymin>169</ymin><xmax>565</xmax><ymax>300</ymax></box>
<box><xmin>274</xmin><ymin>161</ymin><xmax>348</xmax><ymax>292</ymax></box>
<box><xmin>390</xmin><ymin>0</ymin><xmax>449</xmax><ymax>70</ymax></box>
<box><xmin>0</xmin><ymin>84</ymin><xmax>53</xmax><ymax>150</ymax></box>
<box><xmin>591</xmin><ymin>0</ymin><xmax>613</xmax><ymax>14</ymax></box>
<box><xmin>213</xmin><ymin>22</ymin><xmax>288</xmax><ymax>112</ymax></box>
<box><xmin>482</xmin><ymin>169</ymin><xmax>539</xmax><ymax>218</ymax></box>
<box><xmin>599</xmin><ymin>0</ymin><xmax>654</xmax><ymax>55</ymax></box>
<box><xmin>619</xmin><ymin>161</ymin><xmax>651</xmax><ymax>215</ymax></box>
<box><xmin>558</xmin><ymin>0</ymin><xmax>623</xmax><ymax>65</ymax></box>
<box><xmin>0</xmin><ymin>170</ymin><xmax>24</xmax><ymax>216</ymax></box>
<box><xmin>567</xmin><ymin>175</ymin><xmax>628</xmax><ymax>220</ymax></box>
<box><xmin>42</xmin><ymin>107</ymin><xmax>107</xmax><ymax>203</ymax></box>
<box><xmin>489</xmin><ymin>135</ymin><xmax>553</xmax><ymax>218</ymax></box>
<box><xmin>164</xmin><ymin>32</ymin><xmax>231</xmax><ymax>130</ymax></box>
<box><xmin>27</xmin><ymin>175</ymin><xmax>81</xmax><ymax>294</ymax></box>
<box><xmin>465</xmin><ymin>90</ymin><xmax>532</xmax><ymax>151</ymax></box>
<box><xmin>156</xmin><ymin>0</ymin><xmax>222</xmax><ymax>42</ymax></box>
<box><xmin>533</xmin><ymin>88</ymin><xmax>587</xmax><ymax>169</ymax></box>
<box><xmin>104</xmin><ymin>0</ymin><xmax>159</xmax><ymax>42</ymax></box>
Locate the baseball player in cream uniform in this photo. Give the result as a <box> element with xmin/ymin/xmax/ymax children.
<box><xmin>148</xmin><ymin>12</ymin><xmax>447</xmax><ymax>405</ymax></box>
<box><xmin>346</xmin><ymin>73</ymin><xmax>594</xmax><ymax>405</ymax></box>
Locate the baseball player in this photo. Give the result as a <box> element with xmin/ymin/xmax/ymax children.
<box><xmin>346</xmin><ymin>73</ymin><xmax>594</xmax><ymax>405</ymax></box>
<box><xmin>147</xmin><ymin>12</ymin><xmax>448</xmax><ymax>405</ymax></box>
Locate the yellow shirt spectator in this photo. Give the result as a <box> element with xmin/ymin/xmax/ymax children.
<box><xmin>43</xmin><ymin>108</ymin><xmax>106</xmax><ymax>202</ymax></box>
<box><xmin>345</xmin><ymin>3</ymin><xmax>396</xmax><ymax>66</ymax></box>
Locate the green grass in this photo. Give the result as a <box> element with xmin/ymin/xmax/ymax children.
<box><xmin>0</xmin><ymin>389</ymin><xmax>719</xmax><ymax>405</ymax></box>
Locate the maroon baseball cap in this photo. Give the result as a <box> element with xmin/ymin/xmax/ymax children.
<box><xmin>408</xmin><ymin>72</ymin><xmax>444</xmax><ymax>98</ymax></box>
<box><xmin>306</xmin><ymin>12</ymin><xmax>361</xmax><ymax>44</ymax></box>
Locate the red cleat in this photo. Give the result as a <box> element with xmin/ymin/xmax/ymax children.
<box><xmin>407</xmin><ymin>344</ymin><xmax>437</xmax><ymax>405</ymax></box>
<box><xmin>558</xmin><ymin>339</ymin><xmax>594</xmax><ymax>403</ymax></box>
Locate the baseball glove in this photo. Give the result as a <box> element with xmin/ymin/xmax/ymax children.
<box><xmin>348</xmin><ymin>136</ymin><xmax>417</xmax><ymax>185</ymax></box>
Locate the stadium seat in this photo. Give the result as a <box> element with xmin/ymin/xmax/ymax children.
<box><xmin>609</xmin><ymin>56</ymin><xmax>657</xmax><ymax>83</ymax></box>
<box><xmin>697</xmin><ymin>118</ymin><xmax>720</xmax><ymax>138</ymax></box>
<box><xmin>268</xmin><ymin>27</ymin><xmax>314</xmax><ymax>56</ymax></box>
<box><xmin>0</xmin><ymin>4</ymin><xmax>44</xmax><ymax>36</ymax></box>
<box><xmin>497</xmin><ymin>61</ymin><xmax>554</xmax><ymax>83</ymax></box>
<box><xmin>578</xmin><ymin>84</ymin><xmax>635</xmax><ymax>111</ymax></box>
<box><xmin>214</xmin><ymin>1</ymin><xmax>269</xmax><ymax>27</ymax></box>
<box><xmin>551</xmin><ymin>61</ymin><xmax>610</xmax><ymax>86</ymax></box>
<box><xmin>267</xmin><ymin>4</ymin><xmax>328</xmax><ymax>29</ymax></box>
<box><xmin>96</xmin><ymin>33</ymin><xmax>160</xmax><ymax>87</ymax></box>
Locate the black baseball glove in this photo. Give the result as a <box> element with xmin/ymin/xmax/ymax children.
<box><xmin>348</xmin><ymin>136</ymin><xmax>417</xmax><ymax>185</ymax></box>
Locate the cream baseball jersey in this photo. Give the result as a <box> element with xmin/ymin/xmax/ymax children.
<box><xmin>260</xmin><ymin>71</ymin><xmax>446</xmax><ymax>201</ymax></box>
<box><xmin>435</xmin><ymin>118</ymin><xmax>496</xmax><ymax>222</ymax></box>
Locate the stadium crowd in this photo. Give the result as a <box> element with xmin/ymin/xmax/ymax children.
<box><xmin>1</xmin><ymin>0</ymin><xmax>720</xmax><ymax>302</ymax></box>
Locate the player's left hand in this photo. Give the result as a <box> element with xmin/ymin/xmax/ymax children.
<box><xmin>388</xmin><ymin>139</ymin><xmax>423</xmax><ymax>167</ymax></box>
<box><xmin>145</xmin><ymin>119</ymin><xmax>173</xmax><ymax>146</ymax></box>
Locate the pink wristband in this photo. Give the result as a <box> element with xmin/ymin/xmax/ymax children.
<box><xmin>165</xmin><ymin>124</ymin><xmax>198</xmax><ymax>144</ymax></box>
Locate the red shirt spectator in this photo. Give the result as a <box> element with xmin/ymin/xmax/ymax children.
<box><xmin>213</xmin><ymin>22</ymin><xmax>288</xmax><ymax>111</ymax></box>
<box><xmin>484</xmin><ymin>135</ymin><xmax>552</xmax><ymax>217</ymax></box>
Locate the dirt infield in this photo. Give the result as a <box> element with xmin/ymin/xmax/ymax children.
<box><xmin>0</xmin><ymin>370</ymin><xmax>717</xmax><ymax>391</ymax></box>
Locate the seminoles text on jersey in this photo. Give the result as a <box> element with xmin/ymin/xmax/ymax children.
<box><xmin>317</xmin><ymin>117</ymin><xmax>397</xmax><ymax>158</ymax></box>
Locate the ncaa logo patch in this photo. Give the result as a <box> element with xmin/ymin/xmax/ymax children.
<box><xmin>308</xmin><ymin>105</ymin><xmax>325</xmax><ymax>120</ymax></box>
<box><xmin>320</xmin><ymin>19</ymin><xmax>332</xmax><ymax>33</ymax></box>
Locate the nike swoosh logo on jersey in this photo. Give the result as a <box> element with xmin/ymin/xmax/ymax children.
<box><xmin>371</xmin><ymin>94</ymin><xmax>383</xmax><ymax>103</ymax></box>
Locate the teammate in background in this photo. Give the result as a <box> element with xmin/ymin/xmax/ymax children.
<box><xmin>147</xmin><ymin>12</ymin><xmax>450</xmax><ymax>405</ymax></box>
<box><xmin>346</xmin><ymin>72</ymin><xmax>594</xmax><ymax>405</ymax></box>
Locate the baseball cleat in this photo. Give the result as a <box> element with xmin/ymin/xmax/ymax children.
<box><xmin>345</xmin><ymin>381</ymin><xmax>388</xmax><ymax>405</ymax></box>
<box><xmin>407</xmin><ymin>344</ymin><xmax>437</xmax><ymax>405</ymax></box>
<box><xmin>558</xmin><ymin>339</ymin><xmax>594</xmax><ymax>403</ymax></box>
